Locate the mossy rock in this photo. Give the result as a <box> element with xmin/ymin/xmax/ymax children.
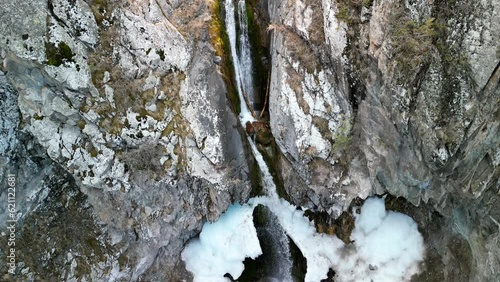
<box><xmin>255</xmin><ymin>128</ymin><xmax>273</xmax><ymax>146</ymax></box>
<box><xmin>46</xmin><ymin>41</ymin><xmax>75</xmax><ymax>66</ymax></box>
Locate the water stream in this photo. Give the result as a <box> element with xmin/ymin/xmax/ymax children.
<box><xmin>225</xmin><ymin>0</ymin><xmax>256</xmax><ymax>123</ymax></box>
<box><xmin>225</xmin><ymin>0</ymin><xmax>294</xmax><ymax>279</ymax></box>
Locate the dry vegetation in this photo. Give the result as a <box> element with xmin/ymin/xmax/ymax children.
<box><xmin>85</xmin><ymin>0</ymin><xmax>190</xmax><ymax>175</ymax></box>
<box><xmin>306</xmin><ymin>0</ymin><xmax>325</xmax><ymax>46</ymax></box>
<box><xmin>170</xmin><ymin>0</ymin><xmax>209</xmax><ymax>40</ymax></box>
<box><xmin>336</xmin><ymin>0</ymin><xmax>374</xmax><ymax>24</ymax></box>
<box><xmin>121</xmin><ymin>143</ymin><xmax>165</xmax><ymax>184</ymax></box>
<box><xmin>284</xmin><ymin>30</ymin><xmax>320</xmax><ymax>73</ymax></box>
<box><xmin>389</xmin><ymin>15</ymin><xmax>441</xmax><ymax>82</ymax></box>
<box><xmin>286</xmin><ymin>65</ymin><xmax>310</xmax><ymax>114</ymax></box>
<box><xmin>277</xmin><ymin>0</ymin><xmax>326</xmax><ymax>74</ymax></box>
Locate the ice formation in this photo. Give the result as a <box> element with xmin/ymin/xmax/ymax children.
<box><xmin>182</xmin><ymin>196</ymin><xmax>425</xmax><ymax>282</ymax></box>
<box><xmin>181</xmin><ymin>204</ymin><xmax>262</xmax><ymax>282</ymax></box>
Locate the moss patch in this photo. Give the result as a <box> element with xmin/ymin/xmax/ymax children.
<box><xmin>208</xmin><ymin>0</ymin><xmax>241</xmax><ymax>113</ymax></box>
<box><xmin>331</xmin><ymin>116</ymin><xmax>352</xmax><ymax>154</ymax></box>
<box><xmin>46</xmin><ymin>41</ymin><xmax>75</xmax><ymax>66</ymax></box>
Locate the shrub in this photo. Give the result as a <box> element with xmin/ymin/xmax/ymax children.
<box><xmin>390</xmin><ymin>16</ymin><xmax>442</xmax><ymax>83</ymax></box>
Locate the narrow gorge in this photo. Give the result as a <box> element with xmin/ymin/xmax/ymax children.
<box><xmin>0</xmin><ymin>0</ymin><xmax>499</xmax><ymax>281</ymax></box>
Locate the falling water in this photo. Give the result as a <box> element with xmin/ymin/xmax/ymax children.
<box><xmin>225</xmin><ymin>0</ymin><xmax>293</xmax><ymax>280</ymax></box>
<box><xmin>247</xmin><ymin>137</ymin><xmax>278</xmax><ymax>198</ymax></box>
<box><xmin>236</xmin><ymin>0</ymin><xmax>255</xmax><ymax>105</ymax></box>
<box><xmin>225</xmin><ymin>0</ymin><xmax>256</xmax><ymax>122</ymax></box>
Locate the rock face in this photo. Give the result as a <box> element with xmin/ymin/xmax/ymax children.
<box><xmin>1</xmin><ymin>0</ymin><xmax>251</xmax><ymax>280</ymax></box>
<box><xmin>0</xmin><ymin>0</ymin><xmax>499</xmax><ymax>281</ymax></box>
<box><xmin>266</xmin><ymin>0</ymin><xmax>499</xmax><ymax>280</ymax></box>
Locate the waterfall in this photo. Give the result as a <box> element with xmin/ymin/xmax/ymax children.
<box><xmin>225</xmin><ymin>0</ymin><xmax>278</xmax><ymax>200</ymax></box>
<box><xmin>226</xmin><ymin>0</ymin><xmax>293</xmax><ymax>280</ymax></box>
<box><xmin>247</xmin><ymin>137</ymin><xmax>278</xmax><ymax>198</ymax></box>
<box><xmin>182</xmin><ymin>3</ymin><xmax>426</xmax><ymax>281</ymax></box>
<box><xmin>225</xmin><ymin>0</ymin><xmax>255</xmax><ymax>123</ymax></box>
<box><xmin>236</xmin><ymin>0</ymin><xmax>255</xmax><ymax>105</ymax></box>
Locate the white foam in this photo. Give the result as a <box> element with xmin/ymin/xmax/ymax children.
<box><xmin>239</xmin><ymin>111</ymin><xmax>255</xmax><ymax>126</ymax></box>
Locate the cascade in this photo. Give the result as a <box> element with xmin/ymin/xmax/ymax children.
<box><xmin>226</xmin><ymin>0</ymin><xmax>294</xmax><ymax>279</ymax></box>
<box><xmin>181</xmin><ymin>1</ymin><xmax>425</xmax><ymax>281</ymax></box>
<box><xmin>224</xmin><ymin>0</ymin><xmax>256</xmax><ymax>124</ymax></box>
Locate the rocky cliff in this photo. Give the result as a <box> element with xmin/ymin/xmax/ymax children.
<box><xmin>1</xmin><ymin>0</ymin><xmax>252</xmax><ymax>280</ymax></box>
<box><xmin>0</xmin><ymin>0</ymin><xmax>498</xmax><ymax>281</ymax></box>
<box><xmin>266</xmin><ymin>0</ymin><xmax>499</xmax><ymax>280</ymax></box>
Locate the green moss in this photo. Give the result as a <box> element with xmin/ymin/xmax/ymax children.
<box><xmin>88</xmin><ymin>144</ymin><xmax>99</xmax><ymax>158</ymax></box>
<box><xmin>336</xmin><ymin>1</ymin><xmax>351</xmax><ymax>24</ymax></box>
<box><xmin>331</xmin><ymin>116</ymin><xmax>352</xmax><ymax>153</ymax></box>
<box><xmin>156</xmin><ymin>49</ymin><xmax>165</xmax><ymax>61</ymax></box>
<box><xmin>46</xmin><ymin>41</ymin><xmax>75</xmax><ymax>66</ymax></box>
<box><xmin>33</xmin><ymin>113</ymin><xmax>44</xmax><ymax>120</ymax></box>
<box><xmin>209</xmin><ymin>0</ymin><xmax>241</xmax><ymax>113</ymax></box>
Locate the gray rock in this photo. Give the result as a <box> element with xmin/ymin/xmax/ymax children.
<box><xmin>267</xmin><ymin>0</ymin><xmax>500</xmax><ymax>279</ymax></box>
<box><xmin>0</xmin><ymin>0</ymin><xmax>250</xmax><ymax>280</ymax></box>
